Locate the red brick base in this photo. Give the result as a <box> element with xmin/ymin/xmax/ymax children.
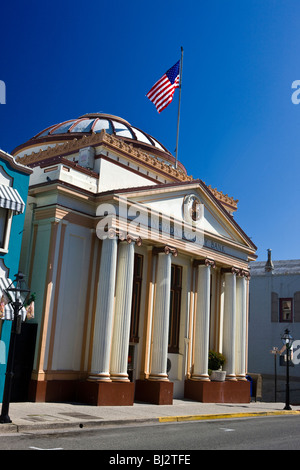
<box><xmin>28</xmin><ymin>379</ymin><xmax>135</xmax><ymax>406</ymax></box>
<box><xmin>77</xmin><ymin>380</ymin><xmax>135</xmax><ymax>406</ymax></box>
<box><xmin>135</xmin><ymin>379</ymin><xmax>173</xmax><ymax>405</ymax></box>
<box><xmin>184</xmin><ymin>379</ymin><xmax>250</xmax><ymax>403</ymax></box>
<box><xmin>28</xmin><ymin>379</ymin><xmax>76</xmax><ymax>403</ymax></box>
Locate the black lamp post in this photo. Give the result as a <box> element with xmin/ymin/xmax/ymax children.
<box><xmin>0</xmin><ymin>272</ymin><xmax>30</xmax><ymax>424</ymax></box>
<box><xmin>281</xmin><ymin>328</ymin><xmax>294</xmax><ymax>411</ymax></box>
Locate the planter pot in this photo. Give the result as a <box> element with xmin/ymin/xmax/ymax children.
<box><xmin>210</xmin><ymin>370</ymin><xmax>226</xmax><ymax>382</ymax></box>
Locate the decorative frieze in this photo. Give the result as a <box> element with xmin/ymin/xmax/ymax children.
<box><xmin>15</xmin><ymin>129</ymin><xmax>193</xmax><ymax>183</ymax></box>
<box><xmin>206</xmin><ymin>184</ymin><xmax>238</xmax><ymax>213</ymax></box>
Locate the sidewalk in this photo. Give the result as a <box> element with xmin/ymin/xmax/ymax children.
<box><xmin>1</xmin><ymin>399</ymin><xmax>300</xmax><ymax>434</ymax></box>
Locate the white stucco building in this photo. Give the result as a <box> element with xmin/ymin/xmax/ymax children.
<box><xmin>248</xmin><ymin>250</ymin><xmax>300</xmax><ymax>402</ymax></box>
<box><xmin>12</xmin><ymin>113</ymin><xmax>257</xmax><ymax>405</ymax></box>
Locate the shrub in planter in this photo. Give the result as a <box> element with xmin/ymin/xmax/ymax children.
<box><xmin>208</xmin><ymin>350</ymin><xmax>226</xmax><ymax>381</ymax></box>
<box><xmin>208</xmin><ymin>350</ymin><xmax>225</xmax><ymax>371</ymax></box>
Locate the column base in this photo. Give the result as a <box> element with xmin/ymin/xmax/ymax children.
<box><xmin>236</xmin><ymin>375</ymin><xmax>248</xmax><ymax>381</ymax></box>
<box><xmin>226</xmin><ymin>374</ymin><xmax>238</xmax><ymax>381</ymax></box>
<box><xmin>135</xmin><ymin>379</ymin><xmax>173</xmax><ymax>405</ymax></box>
<box><xmin>191</xmin><ymin>374</ymin><xmax>210</xmax><ymax>381</ymax></box>
<box><xmin>184</xmin><ymin>379</ymin><xmax>250</xmax><ymax>403</ymax></box>
<box><xmin>78</xmin><ymin>380</ymin><xmax>135</xmax><ymax>406</ymax></box>
<box><xmin>29</xmin><ymin>379</ymin><xmax>77</xmax><ymax>403</ymax></box>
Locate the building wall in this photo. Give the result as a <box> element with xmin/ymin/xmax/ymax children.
<box><xmin>51</xmin><ymin>223</ymin><xmax>93</xmax><ymax>371</ymax></box>
<box><xmin>0</xmin><ymin>155</ymin><xmax>31</xmax><ymax>400</ymax></box>
<box><xmin>14</xmin><ymin>130</ymin><xmax>256</xmax><ymax>404</ymax></box>
<box><xmin>248</xmin><ymin>261</ymin><xmax>300</xmax><ymax>402</ymax></box>
<box><xmin>249</xmin><ymin>271</ymin><xmax>300</xmax><ymax>375</ymax></box>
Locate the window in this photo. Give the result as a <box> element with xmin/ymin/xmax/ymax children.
<box><xmin>279</xmin><ymin>298</ymin><xmax>293</xmax><ymax>322</ymax></box>
<box><xmin>168</xmin><ymin>264</ymin><xmax>182</xmax><ymax>353</ymax></box>
<box><xmin>0</xmin><ymin>208</ymin><xmax>12</xmax><ymax>252</ymax></box>
<box><xmin>129</xmin><ymin>254</ymin><xmax>143</xmax><ymax>343</ymax></box>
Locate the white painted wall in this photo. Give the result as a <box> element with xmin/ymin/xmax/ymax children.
<box><xmin>51</xmin><ymin>223</ymin><xmax>92</xmax><ymax>371</ymax></box>
<box><xmin>248</xmin><ymin>272</ymin><xmax>300</xmax><ymax>377</ymax></box>
<box><xmin>97</xmin><ymin>159</ymin><xmax>156</xmax><ymax>192</ymax></box>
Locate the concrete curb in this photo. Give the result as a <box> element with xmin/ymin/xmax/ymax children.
<box><xmin>0</xmin><ymin>418</ymin><xmax>160</xmax><ymax>434</ymax></box>
<box><xmin>1</xmin><ymin>409</ymin><xmax>299</xmax><ymax>434</ymax></box>
<box><xmin>158</xmin><ymin>410</ymin><xmax>300</xmax><ymax>422</ymax></box>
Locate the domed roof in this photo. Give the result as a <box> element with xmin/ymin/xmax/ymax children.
<box><xmin>12</xmin><ymin>112</ymin><xmax>188</xmax><ymax>175</ymax></box>
<box><xmin>31</xmin><ymin>113</ymin><xmax>171</xmax><ymax>154</ymax></box>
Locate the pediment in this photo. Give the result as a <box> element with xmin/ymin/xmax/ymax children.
<box><xmin>115</xmin><ymin>181</ymin><xmax>256</xmax><ymax>254</ymax></box>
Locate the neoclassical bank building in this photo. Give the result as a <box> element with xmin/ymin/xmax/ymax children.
<box><xmin>12</xmin><ymin>113</ymin><xmax>257</xmax><ymax>405</ymax></box>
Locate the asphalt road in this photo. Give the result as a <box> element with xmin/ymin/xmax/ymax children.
<box><xmin>1</xmin><ymin>415</ymin><xmax>300</xmax><ymax>452</ymax></box>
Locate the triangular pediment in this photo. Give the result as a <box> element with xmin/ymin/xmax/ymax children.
<box><xmin>113</xmin><ymin>180</ymin><xmax>256</xmax><ymax>254</ymax></box>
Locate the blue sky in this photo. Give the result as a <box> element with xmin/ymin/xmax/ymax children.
<box><xmin>1</xmin><ymin>0</ymin><xmax>300</xmax><ymax>261</ymax></box>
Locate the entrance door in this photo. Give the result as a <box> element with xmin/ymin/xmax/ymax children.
<box><xmin>11</xmin><ymin>323</ymin><xmax>37</xmax><ymax>402</ymax></box>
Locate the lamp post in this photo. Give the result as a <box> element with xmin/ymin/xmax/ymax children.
<box><xmin>270</xmin><ymin>347</ymin><xmax>279</xmax><ymax>402</ymax></box>
<box><xmin>0</xmin><ymin>272</ymin><xmax>30</xmax><ymax>424</ymax></box>
<box><xmin>281</xmin><ymin>328</ymin><xmax>294</xmax><ymax>411</ymax></box>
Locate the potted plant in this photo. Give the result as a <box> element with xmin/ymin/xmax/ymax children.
<box><xmin>208</xmin><ymin>350</ymin><xmax>226</xmax><ymax>381</ymax></box>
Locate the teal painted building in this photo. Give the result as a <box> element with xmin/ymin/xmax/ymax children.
<box><xmin>0</xmin><ymin>149</ymin><xmax>32</xmax><ymax>401</ymax></box>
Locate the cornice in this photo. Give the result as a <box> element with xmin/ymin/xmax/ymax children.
<box><xmin>15</xmin><ymin>130</ymin><xmax>193</xmax><ymax>183</ymax></box>
<box><xmin>206</xmin><ymin>184</ymin><xmax>238</xmax><ymax>212</ymax></box>
<box><xmin>0</xmin><ymin>149</ymin><xmax>32</xmax><ymax>175</ymax></box>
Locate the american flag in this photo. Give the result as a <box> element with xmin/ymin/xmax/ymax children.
<box><xmin>146</xmin><ymin>60</ymin><xmax>180</xmax><ymax>113</ymax></box>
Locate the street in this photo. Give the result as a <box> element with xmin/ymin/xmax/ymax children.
<box><xmin>0</xmin><ymin>415</ymin><xmax>300</xmax><ymax>452</ymax></box>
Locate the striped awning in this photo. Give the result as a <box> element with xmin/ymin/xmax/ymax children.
<box><xmin>0</xmin><ymin>185</ymin><xmax>25</xmax><ymax>214</ymax></box>
<box><xmin>0</xmin><ymin>276</ymin><xmax>26</xmax><ymax>321</ymax></box>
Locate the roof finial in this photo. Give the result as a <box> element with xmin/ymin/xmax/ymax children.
<box><xmin>265</xmin><ymin>248</ymin><xmax>274</xmax><ymax>272</ymax></box>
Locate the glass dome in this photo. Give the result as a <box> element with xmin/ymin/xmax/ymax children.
<box><xmin>11</xmin><ymin>113</ymin><xmax>188</xmax><ymax>174</ymax></box>
<box><xmin>32</xmin><ymin>113</ymin><xmax>170</xmax><ymax>154</ymax></box>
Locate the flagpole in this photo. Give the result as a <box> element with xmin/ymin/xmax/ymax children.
<box><xmin>175</xmin><ymin>46</ymin><xmax>183</xmax><ymax>169</ymax></box>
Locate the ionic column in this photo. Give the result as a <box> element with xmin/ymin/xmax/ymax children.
<box><xmin>110</xmin><ymin>237</ymin><xmax>138</xmax><ymax>381</ymax></box>
<box><xmin>192</xmin><ymin>259</ymin><xmax>215</xmax><ymax>381</ymax></box>
<box><xmin>222</xmin><ymin>268</ymin><xmax>239</xmax><ymax>381</ymax></box>
<box><xmin>89</xmin><ymin>234</ymin><xmax>118</xmax><ymax>381</ymax></box>
<box><xmin>236</xmin><ymin>271</ymin><xmax>250</xmax><ymax>380</ymax></box>
<box><xmin>149</xmin><ymin>246</ymin><xmax>177</xmax><ymax>380</ymax></box>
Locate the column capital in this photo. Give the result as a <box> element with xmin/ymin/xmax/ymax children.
<box><xmin>193</xmin><ymin>258</ymin><xmax>215</xmax><ymax>268</ymax></box>
<box><xmin>221</xmin><ymin>267</ymin><xmax>250</xmax><ymax>279</ymax></box>
<box><xmin>119</xmin><ymin>232</ymin><xmax>142</xmax><ymax>246</ymax></box>
<box><xmin>238</xmin><ymin>269</ymin><xmax>251</xmax><ymax>280</ymax></box>
<box><xmin>221</xmin><ymin>266</ymin><xmax>240</xmax><ymax>276</ymax></box>
<box><xmin>152</xmin><ymin>245</ymin><xmax>178</xmax><ymax>257</ymax></box>
<box><xmin>107</xmin><ymin>228</ymin><xmax>142</xmax><ymax>246</ymax></box>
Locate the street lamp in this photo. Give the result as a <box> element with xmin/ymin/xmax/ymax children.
<box><xmin>281</xmin><ymin>328</ymin><xmax>294</xmax><ymax>411</ymax></box>
<box><xmin>0</xmin><ymin>272</ymin><xmax>30</xmax><ymax>424</ymax></box>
